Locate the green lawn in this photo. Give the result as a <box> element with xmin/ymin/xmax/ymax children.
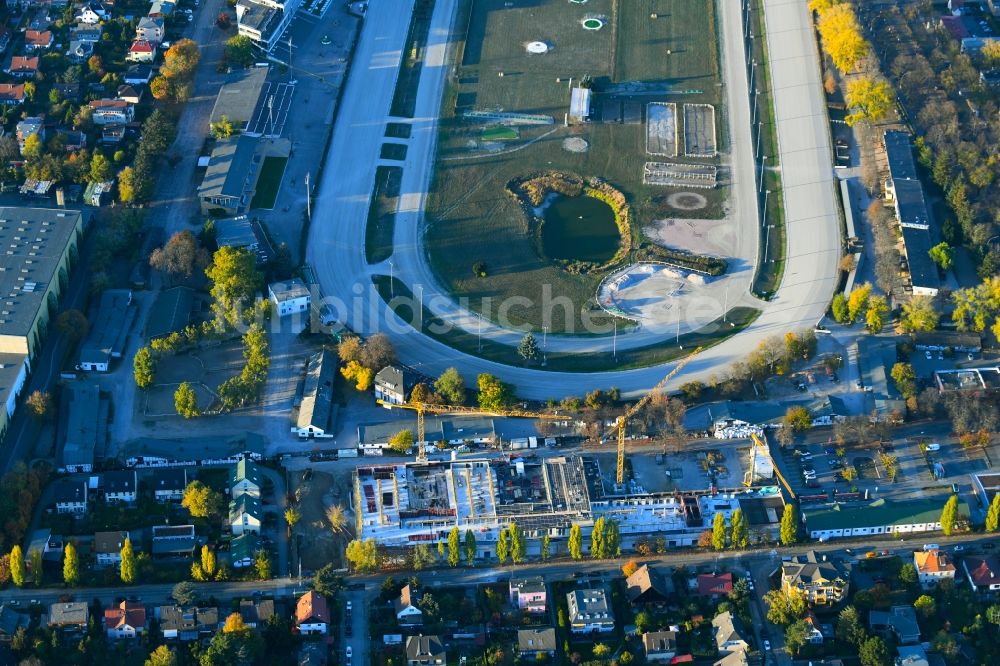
<box><xmin>481</xmin><ymin>126</ymin><xmax>518</xmax><ymax>141</ymax></box>
<box><xmin>250</xmin><ymin>156</ymin><xmax>288</xmax><ymax>210</ymax></box>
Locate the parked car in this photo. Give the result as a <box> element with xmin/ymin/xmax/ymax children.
<box><xmin>927</xmin><ymin>443</ymin><xmax>941</xmax><ymax>452</ymax></box>
<box><xmin>763</xmin><ymin>640</ymin><xmax>771</xmax><ymax>651</ymax></box>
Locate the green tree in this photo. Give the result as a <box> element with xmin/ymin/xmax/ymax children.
<box><xmin>940</xmin><ymin>494</ymin><xmax>959</xmax><ymax>536</ymax></box>
<box><xmin>731</xmin><ymin>509</ymin><xmax>749</xmax><ymax>549</ymax></box>
<box><xmin>134</xmin><ymin>346</ymin><xmax>156</xmax><ymax>389</ymax></box>
<box><xmin>568</xmin><ymin>524</ymin><xmax>583</xmax><ymax>560</ymax></box>
<box><xmin>836</xmin><ymin>606</ymin><xmax>867</xmax><ymax>646</ymax></box>
<box><xmin>866</xmin><ymin>295</ymin><xmax>889</xmax><ymax>334</ymax></box>
<box><xmin>224</xmin><ymin>35</ymin><xmax>254</xmax><ymax>67</ymax></box>
<box><xmin>62</xmin><ymin>542</ymin><xmax>79</xmax><ymax>586</ymax></box>
<box><xmin>711</xmin><ymin>512</ymin><xmax>727</xmax><ymax>550</ymax></box>
<box><xmin>540</xmin><ymin>534</ymin><xmax>550</xmax><ymax>561</ymax></box>
<box><xmin>986</xmin><ymin>492</ymin><xmax>1000</xmax><ymax>532</ymax></box>
<box><xmin>831</xmin><ymin>292</ymin><xmax>849</xmax><ymax>322</ymax></box>
<box><xmin>590</xmin><ymin>516</ymin><xmax>607</xmax><ymax>558</ymax></box>
<box><xmin>784</xmin><ymin>619</ymin><xmax>811</xmax><ymax>655</ymax></box>
<box><xmin>161</xmin><ymin>39</ymin><xmax>201</xmax><ymax>80</ymax></box>
<box><xmin>928</xmin><ymin>243</ymin><xmax>954</xmax><ymax>271</ymax></box>
<box><xmin>312</xmin><ymin>563</ymin><xmax>343</xmax><ymax>596</ymax></box>
<box><xmin>210</xmin><ymin>115</ymin><xmax>234</xmax><ymax>139</ymax></box>
<box><xmin>181</xmin><ymin>481</ymin><xmax>223</xmax><ymax>519</ymax></box>
<box><xmin>891</xmin><ymin>363</ymin><xmax>917</xmax><ymax>399</ymax></box>
<box><xmin>10</xmin><ymin>545</ymin><xmax>24</xmax><ymax>587</ymax></box>
<box><xmin>496</xmin><ymin>528</ymin><xmax>509</xmax><ymax>564</ymax></box>
<box><xmin>605</xmin><ymin>519</ymin><xmax>621</xmax><ymax>558</ymax></box>
<box><xmin>345</xmin><ymin>539</ymin><xmax>379</xmax><ymax>572</ymax></box>
<box><xmin>509</xmin><ymin>522</ymin><xmax>526</xmax><ymax>563</ymax></box>
<box><xmin>859</xmin><ymin>636</ymin><xmax>891</xmax><ymax>666</ymax></box>
<box><xmin>88</xmin><ymin>152</ymin><xmax>112</xmax><ymax>183</ymax></box>
<box><xmin>28</xmin><ymin>549</ymin><xmax>41</xmax><ymax>586</ymax></box>
<box><xmin>145</xmin><ymin>645</ymin><xmax>178</xmax><ymax>666</ymax></box>
<box><xmin>899</xmin><ymin>295</ymin><xmax>939</xmax><ymax>332</ymax></box>
<box><xmin>763</xmin><ymin>588</ymin><xmax>807</xmax><ymax>626</ymax></box>
<box><xmin>56</xmin><ymin>309</ymin><xmax>89</xmax><ymax>343</ymax></box>
<box><xmin>914</xmin><ymin>594</ymin><xmax>935</xmax><ymax>618</ymax></box>
<box><xmin>117</xmin><ymin>166</ymin><xmax>137</xmax><ymax>204</ymax></box>
<box><xmin>517</xmin><ymin>332</ymin><xmax>539</xmax><ymax>361</ymax></box>
<box><xmin>174</xmin><ymin>382</ymin><xmax>200</xmax><ymax>418</ymax></box>
<box><xmin>253</xmin><ymin>550</ymin><xmax>271</xmax><ymax>580</ymax></box>
<box><xmin>388</xmin><ymin>430</ymin><xmax>414</xmax><ymax>454</ymax></box>
<box><xmin>434</xmin><ymin>367</ymin><xmax>465</xmax><ymax>404</ymax></box>
<box><xmin>477</xmin><ymin>373</ymin><xmax>513</xmax><ymax>411</ymax></box>
<box><xmin>464</xmin><ymin>529</ymin><xmax>477</xmax><ymax>563</ymax></box>
<box><xmin>447</xmin><ymin>527</ymin><xmax>460</xmax><ymax>567</ymax></box>
<box><xmin>120</xmin><ymin>537</ymin><xmax>136</xmax><ymax>584</ymax></box>
<box><xmin>172</xmin><ymin>581</ymin><xmax>197</xmax><ymax>606</ymax></box>
<box><xmin>845</xmin><ymin>76</ymin><xmax>895</xmax><ymax>126</ymax></box>
<box><xmin>899</xmin><ymin>563</ymin><xmax>918</xmax><ymax>586</ymax></box>
<box><xmin>783</xmin><ymin>406</ymin><xmax>812</xmax><ymax>432</ymax></box>
<box><xmin>780</xmin><ymin>504</ymin><xmax>799</xmax><ymax>545</ymax></box>
<box><xmin>205</xmin><ymin>246</ymin><xmax>263</xmax><ymax>327</ymax></box>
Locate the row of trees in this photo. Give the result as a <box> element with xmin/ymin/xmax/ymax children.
<box><xmin>339</xmin><ymin>333</ymin><xmax>397</xmax><ymax>391</ymax></box>
<box><xmin>150</xmin><ymin>39</ymin><xmax>201</xmax><ymax>103</ymax></box>
<box><xmin>830</xmin><ymin>282</ymin><xmax>889</xmax><ymax>333</ymax></box>
<box><xmin>119</xmin><ymin>109</ymin><xmax>178</xmax><ymax>205</ymax></box>
<box><xmin>4</xmin><ymin>537</ymin><xmax>136</xmax><ymax>589</ymax></box>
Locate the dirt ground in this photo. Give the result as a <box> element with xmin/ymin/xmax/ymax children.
<box><xmin>289</xmin><ymin>467</ymin><xmax>353</xmax><ymax>570</ymax></box>
<box><xmin>644</xmin><ymin>217</ymin><xmax>736</xmax><ymax>257</ymax></box>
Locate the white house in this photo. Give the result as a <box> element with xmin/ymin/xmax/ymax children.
<box><xmin>150</xmin><ymin>468</ymin><xmax>188</xmax><ymax>502</ymax></box>
<box><xmin>127</xmin><ymin>40</ymin><xmax>156</xmax><ymax>63</ymax></box>
<box><xmin>913</xmin><ymin>549</ymin><xmax>956</xmax><ymax>589</ymax></box>
<box><xmin>103</xmin><ymin>470</ymin><xmax>137</xmax><ymax>503</ymax></box>
<box><xmin>75</xmin><ymin>3</ymin><xmax>109</xmax><ymax>23</ymax></box>
<box><xmin>229</xmin><ymin>494</ymin><xmax>262</xmax><ymax>536</ymax></box>
<box><xmin>394</xmin><ymin>585</ymin><xmax>423</xmax><ymax>625</ymax></box>
<box><xmin>268</xmin><ymin>278</ymin><xmax>310</xmax><ymax>317</ymax></box>
<box><xmin>54</xmin><ymin>481</ymin><xmax>88</xmax><ymax>515</ymax></box>
<box><xmin>229</xmin><ymin>458</ymin><xmax>262</xmax><ymax>499</ymax></box>
<box><xmin>93</xmin><ymin>531</ymin><xmax>129</xmax><ymax>567</ymax></box>
<box><xmin>104</xmin><ymin>601</ymin><xmax>145</xmax><ymax>639</ymax></box>
<box><xmin>295</xmin><ymin>591</ymin><xmax>329</xmax><ymax>635</ymax></box>
<box><xmin>135</xmin><ymin>16</ymin><xmax>164</xmax><ymax>43</ymax></box>
<box><xmin>566</xmin><ymin>589</ymin><xmax>615</xmax><ymax>634</ymax></box>
<box><xmin>88</xmin><ymin>99</ymin><xmax>134</xmax><ymax>125</ymax></box>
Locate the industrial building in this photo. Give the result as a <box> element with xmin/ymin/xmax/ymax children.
<box><xmin>353</xmin><ymin>455</ymin><xmax>785</xmax><ymax>556</ymax></box>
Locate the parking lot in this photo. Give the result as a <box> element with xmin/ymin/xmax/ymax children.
<box><xmin>626</xmin><ymin>441</ymin><xmax>751</xmax><ymax>493</ymax></box>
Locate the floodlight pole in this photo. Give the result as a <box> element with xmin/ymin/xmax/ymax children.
<box><xmin>389</xmin><ymin>260</ymin><xmax>394</xmax><ymax>298</ymax></box>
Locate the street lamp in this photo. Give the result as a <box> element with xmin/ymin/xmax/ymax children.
<box><xmin>388</xmin><ymin>260</ymin><xmax>395</xmax><ymax>298</ymax></box>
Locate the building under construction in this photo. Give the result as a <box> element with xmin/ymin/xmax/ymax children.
<box><xmin>353</xmin><ymin>454</ymin><xmax>786</xmax><ymax>557</ymax></box>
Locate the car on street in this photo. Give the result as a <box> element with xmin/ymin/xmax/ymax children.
<box><xmin>763</xmin><ymin>640</ymin><xmax>771</xmax><ymax>651</ymax></box>
<box><xmin>953</xmin><ymin>545</ymin><xmax>965</xmax><ymax>552</ymax></box>
<box><xmin>983</xmin><ymin>543</ymin><xmax>996</xmax><ymax>550</ymax></box>
<box><xmin>925</xmin><ymin>350</ymin><xmax>932</xmax><ymax>359</ymax></box>
<box><xmin>828</xmin><ymin>459</ymin><xmax>843</xmax><ymax>468</ymax></box>
<box><xmin>346</xmin><ymin>647</ymin><xmax>352</xmax><ymax>666</ymax></box>
<box><xmin>927</xmin><ymin>443</ymin><xmax>941</xmax><ymax>452</ymax></box>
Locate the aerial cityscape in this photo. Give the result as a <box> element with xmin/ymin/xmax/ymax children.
<box><xmin>0</xmin><ymin>0</ymin><xmax>998</xmax><ymax>664</ymax></box>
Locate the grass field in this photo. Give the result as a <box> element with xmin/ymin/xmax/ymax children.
<box><xmin>365</xmin><ymin>166</ymin><xmax>402</xmax><ymax>264</ymax></box>
<box><xmin>426</xmin><ymin>0</ymin><xmax>725</xmax><ymax>332</ymax></box>
<box><xmin>250</xmin><ymin>156</ymin><xmax>288</xmax><ymax>210</ymax></box>
<box><xmin>481</xmin><ymin>126</ymin><xmax>518</xmax><ymax>141</ymax></box>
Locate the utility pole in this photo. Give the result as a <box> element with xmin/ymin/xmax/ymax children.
<box><xmin>389</xmin><ymin>260</ymin><xmax>394</xmax><ymax>298</ymax></box>
<box><xmin>305</xmin><ymin>171</ymin><xmax>311</xmax><ymax>221</ymax></box>
<box><xmin>477</xmin><ymin>314</ymin><xmax>482</xmax><ymax>352</ymax></box>
<box><xmin>612</xmin><ymin>320</ymin><xmax>617</xmax><ymax>361</ymax></box>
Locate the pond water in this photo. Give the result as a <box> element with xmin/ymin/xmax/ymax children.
<box><xmin>541</xmin><ymin>195</ymin><xmax>620</xmax><ymax>263</ymax></box>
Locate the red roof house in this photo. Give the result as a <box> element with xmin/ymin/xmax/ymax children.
<box><xmin>696</xmin><ymin>572</ymin><xmax>733</xmax><ymax>596</ymax></box>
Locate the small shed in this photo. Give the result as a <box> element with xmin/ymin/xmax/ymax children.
<box><xmin>569</xmin><ymin>87</ymin><xmax>592</xmax><ymax>122</ymax></box>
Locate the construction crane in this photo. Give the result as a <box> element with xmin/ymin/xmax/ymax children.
<box><xmin>746</xmin><ymin>431</ymin><xmax>796</xmax><ymax>499</ymax></box>
<box><xmin>377</xmin><ymin>400</ymin><xmax>569</xmax><ymax>463</ymax></box>
<box><xmin>612</xmin><ymin>348</ymin><xmax>701</xmax><ymax>486</ymax></box>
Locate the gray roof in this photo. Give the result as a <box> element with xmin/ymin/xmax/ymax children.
<box><xmin>238</xmin><ymin>598</ymin><xmax>274</xmax><ymax>625</ymax></box>
<box><xmin>869</xmin><ymin>606</ymin><xmax>920</xmax><ymax>642</ymax></box>
<box><xmin>62</xmin><ymin>383</ymin><xmax>105</xmax><ymax>469</ymax></box>
<box><xmin>900</xmin><ymin>224</ymin><xmax>939</xmax><ymax>292</ymax></box>
<box><xmin>0</xmin><ymin>208</ymin><xmax>84</xmax><ymax>341</ymax></box>
<box><xmin>198</xmin><ymin>135</ymin><xmax>259</xmax><ymax>202</ymax></box>
<box><xmin>712</xmin><ymin>610</ymin><xmax>748</xmax><ymax>648</ymax></box>
<box><xmin>136</xmin><ymin>16</ymin><xmax>163</xmax><ymax>30</ymax></box>
<box><xmin>517</xmin><ymin>627</ymin><xmax>556</xmax><ymax>653</ymax></box>
<box><xmin>149</xmin><ymin>467</ymin><xmax>187</xmax><ymax>493</ymax></box>
<box><xmin>298</xmin><ymin>349</ymin><xmax>336</xmax><ymax>433</ymax></box>
<box><xmin>781</xmin><ymin>550</ymin><xmax>850</xmax><ymax>587</ymax></box>
<box><xmin>357</xmin><ymin>416</ymin><xmax>495</xmax><ymax>446</ymax></box>
<box><xmin>0</xmin><ymin>604</ymin><xmax>24</xmax><ymax>637</ymax></box>
<box><xmin>231</xmin><ymin>532</ymin><xmax>260</xmax><ymax>562</ymax></box>
<box><xmin>236</xmin><ymin>0</ymin><xmax>283</xmax><ymax>39</ymax></box>
<box><xmin>49</xmin><ymin>602</ymin><xmax>88</xmax><ymax>627</ymax></box>
<box><xmin>214</xmin><ymin>216</ymin><xmax>257</xmax><ymax>248</ymax></box>
<box><xmin>510</xmin><ymin>575</ymin><xmax>545</xmax><ymax>595</ymax></box>
<box><xmin>158</xmin><ymin>606</ymin><xmax>219</xmax><ymax>635</ymax></box>
<box><xmin>405</xmin><ymin>635</ymin><xmax>446</xmax><ymax>662</ymax></box>
<box><xmin>79</xmin><ymin>289</ymin><xmax>135</xmax><ymax>368</ymax></box>
<box><xmin>643</xmin><ymin>630</ymin><xmax>678</xmax><ymax>655</ymax></box>
<box><xmin>884</xmin><ymin>131</ymin><xmax>918</xmax><ymax>181</ymax></box>
<box><xmin>93</xmin><ymin>530</ymin><xmax>128</xmax><ymax>555</ymax></box>
<box><xmin>269</xmin><ymin>278</ymin><xmax>309</xmax><ymax>303</ymax></box>
<box><xmin>209</xmin><ymin>67</ymin><xmax>267</xmax><ymax>130</ymax></box>
<box><xmin>374</xmin><ymin>365</ymin><xmax>418</xmax><ymax>398</ymax></box>
<box><xmin>145</xmin><ymin>286</ymin><xmax>193</xmax><ymax>339</ymax></box>
<box><xmin>229</xmin><ymin>494</ymin><xmax>263</xmax><ymax>521</ymax></box>
<box><xmin>567</xmin><ymin>588</ymin><xmax>612</xmax><ymax>623</ymax></box>
<box><xmin>102</xmin><ymin>469</ymin><xmax>136</xmax><ymax>494</ymax></box>
<box><xmin>626</xmin><ymin>564</ymin><xmax>674</xmax><ymax>603</ymax></box>
<box><xmin>52</xmin><ymin>480</ymin><xmax>87</xmax><ymax>504</ymax></box>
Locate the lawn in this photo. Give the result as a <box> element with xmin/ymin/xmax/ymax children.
<box><xmin>250</xmin><ymin>156</ymin><xmax>288</xmax><ymax>210</ymax></box>
<box><xmin>426</xmin><ymin>0</ymin><xmax>725</xmax><ymax>332</ymax></box>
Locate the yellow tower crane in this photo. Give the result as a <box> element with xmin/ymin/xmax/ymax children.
<box><xmin>747</xmin><ymin>431</ymin><xmax>796</xmax><ymax>499</ymax></box>
<box><xmin>377</xmin><ymin>400</ymin><xmax>569</xmax><ymax>462</ymax></box>
<box><xmin>612</xmin><ymin>348</ymin><xmax>701</xmax><ymax>486</ymax></box>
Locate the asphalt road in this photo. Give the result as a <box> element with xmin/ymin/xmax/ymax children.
<box><xmin>306</xmin><ymin>0</ymin><xmax>841</xmax><ymax>399</ymax></box>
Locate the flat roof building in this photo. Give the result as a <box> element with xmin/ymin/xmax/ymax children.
<box><xmin>295</xmin><ymin>349</ymin><xmax>337</xmax><ymax>439</ymax></box>
<box><xmin>78</xmin><ymin>289</ymin><xmax>136</xmax><ymax>371</ymax></box>
<box><xmin>197</xmin><ymin>135</ymin><xmax>260</xmax><ymax>215</ymax></box>
<box><xmin>215</xmin><ymin>216</ymin><xmax>258</xmax><ymax>250</ymax></box>
<box><xmin>803</xmin><ymin>498</ymin><xmax>969</xmax><ymax>540</ymax></box>
<box><xmin>61</xmin><ymin>383</ymin><xmax>108</xmax><ymax>472</ymax></box>
<box><xmin>210</xmin><ymin>67</ymin><xmax>268</xmax><ymax>132</ymax></box>
<box><xmin>268</xmin><ymin>278</ymin><xmax>309</xmax><ymax>317</ymax></box>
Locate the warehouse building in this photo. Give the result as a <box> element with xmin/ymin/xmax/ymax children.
<box><xmin>802</xmin><ymin>497</ymin><xmax>968</xmax><ymax>541</ymax></box>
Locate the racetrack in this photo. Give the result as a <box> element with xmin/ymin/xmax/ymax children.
<box><xmin>307</xmin><ymin>0</ymin><xmax>839</xmax><ymax>398</ymax></box>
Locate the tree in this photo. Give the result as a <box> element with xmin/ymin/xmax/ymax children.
<box><xmin>929</xmin><ymin>243</ymin><xmax>954</xmax><ymax>271</ymax></box>
<box><xmin>731</xmin><ymin>509</ymin><xmax>749</xmax><ymax>549</ymax></box>
<box><xmin>345</xmin><ymin>539</ymin><xmax>379</xmax><ymax>572</ymax></box>
<box><xmin>568</xmin><ymin>524</ymin><xmax>583</xmax><ymax>560</ymax></box>
<box><xmin>9</xmin><ymin>546</ymin><xmax>24</xmax><ymax>587</ymax></box>
<box><xmin>780</xmin><ymin>504</ymin><xmax>799</xmax><ymax>545</ymax></box>
<box><xmin>284</xmin><ymin>507</ymin><xmax>300</xmax><ymax>530</ymax></box>
<box><xmin>477</xmin><ymin>373</ymin><xmax>513</xmax><ymax>411</ymax></box>
<box><xmin>590</xmin><ymin>516</ymin><xmax>607</xmax><ymax>558</ymax></box>
<box><xmin>622</xmin><ymin>559</ymin><xmax>640</xmax><ymax>577</ymax></box>
<box><xmin>21</xmin><ymin>133</ymin><xmax>42</xmax><ymax>160</ymax></box>
<box><xmin>859</xmin><ymin>636</ymin><xmax>891</xmax><ymax>666</ymax></box>
<box><xmin>496</xmin><ymin>528</ymin><xmax>509</xmax><ymax>564</ymax></box>
<box><xmin>120</xmin><ymin>537</ymin><xmax>136</xmax><ymax>583</ymax></box>
<box><xmin>435</xmin><ymin>367</ymin><xmax>465</xmax><ymax>404</ymax></box>
<box><xmin>836</xmin><ymin>606</ymin><xmax>867</xmax><ymax>646</ymax></box>
<box><xmin>940</xmin><ymin>494</ymin><xmax>959</xmax><ymax>536</ymax></box>
<box><xmin>899</xmin><ymin>295</ymin><xmax>939</xmax><ymax>332</ymax></box>
<box><xmin>161</xmin><ymin>39</ymin><xmax>201</xmax><ymax>80</ymax></box>
<box><xmin>605</xmin><ymin>519</ymin><xmax>620</xmax><ymax>557</ymax></box>
<box><xmin>88</xmin><ymin>152</ymin><xmax>111</xmax><ymax>184</ymax></box>
<box><xmin>223</xmin><ymin>612</ymin><xmax>249</xmax><ymax>634</ymax></box>
<box><xmin>56</xmin><ymin>310</ymin><xmax>89</xmax><ymax>343</ymax></box>
<box><xmin>509</xmin><ymin>522</ymin><xmax>526</xmax><ymax>563</ymax></box>
<box><xmin>174</xmin><ymin>382</ymin><xmax>200</xmax><ymax>418</ymax></box>
<box><xmin>224</xmin><ymin>35</ymin><xmax>254</xmax><ymax>67</ymax></box>
<box><xmin>253</xmin><ymin>550</ymin><xmax>272</xmax><ymax>580</ymax></box>
<box><xmin>763</xmin><ymin>588</ymin><xmax>807</xmax><ymax>626</ymax></box>
<box><xmin>783</xmin><ymin>406</ymin><xmax>812</xmax><ymax>432</ymax></box>
<box><xmin>28</xmin><ymin>548</ymin><xmax>41</xmax><ymax>586</ymax></box>
<box><xmin>447</xmin><ymin>527</ymin><xmax>460</xmax><ymax>567</ymax></box>
<box><xmin>891</xmin><ymin>363</ymin><xmax>917</xmax><ymax>399</ymax></box>
<box><xmin>326</xmin><ymin>504</ymin><xmax>350</xmax><ymax>534</ymax></box>
<box><xmin>540</xmin><ymin>534</ymin><xmax>550</xmax><ymax>561</ymax></box>
<box><xmin>388</xmin><ymin>429</ymin><xmax>414</xmax><ymax>455</ymax></box>
<box><xmin>816</xmin><ymin>3</ymin><xmax>870</xmax><ymax>72</ymax></box>
<box><xmin>182</xmin><ymin>481</ymin><xmax>223</xmax><ymax>519</ymax></box>
<box><xmin>711</xmin><ymin>512</ymin><xmax>727</xmax><ymax>550</ymax></box>
<box><xmin>62</xmin><ymin>542</ymin><xmax>79</xmax><ymax>586</ymax></box>
<box><xmin>831</xmin><ymin>292</ymin><xmax>849</xmax><ymax>322</ymax></box>
<box><xmin>914</xmin><ymin>594</ymin><xmax>935</xmax><ymax>618</ymax></box>
<box><xmin>845</xmin><ymin>76</ymin><xmax>895</xmax><ymax>126</ymax></box>
<box><xmin>145</xmin><ymin>646</ymin><xmax>178</xmax><ymax>666</ymax></box>
<box><xmin>592</xmin><ymin>644</ymin><xmax>611</xmax><ymax>658</ymax></box>
<box><xmin>986</xmin><ymin>492</ymin><xmax>1000</xmax><ymax>532</ymax></box>
<box><xmin>312</xmin><ymin>563</ymin><xmax>343</xmax><ymax>596</ymax></box>
<box><xmin>847</xmin><ymin>282</ymin><xmax>872</xmax><ymax>323</ymax></box>
<box><xmin>517</xmin><ymin>332</ymin><xmax>539</xmax><ymax>361</ymax></box>
<box><xmin>25</xmin><ymin>391</ymin><xmax>52</xmax><ymax>420</ymax></box>
<box><xmin>866</xmin><ymin>295</ymin><xmax>889</xmax><ymax>334</ymax></box>
<box><xmin>784</xmin><ymin>619</ymin><xmax>811</xmax><ymax>656</ymax></box>
<box><xmin>172</xmin><ymin>581</ymin><xmax>197</xmax><ymax>606</ymax></box>
<box><xmin>150</xmin><ymin>230</ymin><xmax>208</xmax><ymax>278</ymax></box>
<box><xmin>341</xmin><ymin>360</ymin><xmax>374</xmax><ymax>391</ymax></box>
<box><xmin>204</xmin><ymin>246</ymin><xmax>262</xmax><ymax>327</ymax></box>
<box><xmin>464</xmin><ymin>529</ymin><xmax>477</xmax><ymax>563</ymax></box>
<box><xmin>192</xmin><ymin>545</ymin><xmax>217</xmax><ymax>582</ymax></box>
<box><xmin>410</xmin><ymin>383</ymin><xmax>435</xmax><ymax>405</ymax></box>
<box><xmin>210</xmin><ymin>115</ymin><xmax>234</xmax><ymax>139</ymax></box>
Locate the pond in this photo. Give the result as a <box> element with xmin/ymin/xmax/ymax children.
<box><xmin>541</xmin><ymin>195</ymin><xmax>620</xmax><ymax>263</ymax></box>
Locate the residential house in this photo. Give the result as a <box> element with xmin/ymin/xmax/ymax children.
<box><xmin>235</xmin><ymin>0</ymin><xmax>304</xmax><ymax>54</ymax></box>
<box><xmin>0</xmin><ymin>84</ymin><xmax>25</xmax><ymax>106</ymax></box>
<box><xmin>135</xmin><ymin>16</ymin><xmax>164</xmax><ymax>43</ymax></box>
<box><xmin>197</xmin><ymin>134</ymin><xmax>261</xmax><ymax>214</ymax></box>
<box><xmin>696</xmin><ymin>572</ymin><xmax>733</xmax><ymax>597</ymax></box>
<box><xmin>124</xmin><ymin>64</ymin><xmax>153</xmax><ymax>85</ymax></box>
<box><xmin>158</xmin><ymin>606</ymin><xmax>219</xmax><ymax>641</ymax></box>
<box><xmin>89</xmin><ymin>99</ymin><xmax>134</xmax><ymax>125</ymax></box>
<box><xmin>104</xmin><ymin>601</ymin><xmax>145</xmax><ymax>639</ymax></box>
<box><xmin>93</xmin><ymin>530</ymin><xmax>129</xmax><ymax>566</ymax></box>
<box><xmin>509</xmin><ymin>576</ymin><xmax>546</xmax><ymax>614</ymax></box>
<box><xmin>869</xmin><ymin>606</ymin><xmax>921</xmax><ymax>645</ymax></box>
<box><xmin>517</xmin><ymin>628</ymin><xmax>556</xmax><ymax>658</ymax></box>
<box><xmin>643</xmin><ymin>631</ymin><xmax>678</xmax><ymax>662</ymax></box>
<box><xmin>0</xmin><ymin>604</ymin><xmax>24</xmax><ymax>642</ymax></box>
<box><xmin>715</xmin><ymin>651</ymin><xmax>750</xmax><ymax>666</ymax></box>
<box><xmin>238</xmin><ymin>599</ymin><xmax>274</xmax><ymax>628</ymax></box>
<box><xmin>228</xmin><ymin>494</ymin><xmax>262</xmax><ymax>536</ymax></box>
<box><xmin>294</xmin><ymin>349</ymin><xmax>337</xmax><ymax>439</ymax></box>
<box><xmin>56</xmin><ymin>129</ymin><xmax>87</xmax><ymax>152</ymax></box>
<box><xmin>405</xmin><ymin>635</ymin><xmax>446</xmax><ymax>666</ymax></box>
<box><xmin>76</xmin><ymin>2</ymin><xmax>110</xmax><ymax>23</ymax></box>
<box><xmin>566</xmin><ymin>589</ymin><xmax>615</xmax><ymax>634</ymax></box>
<box><xmin>374</xmin><ymin>365</ymin><xmax>419</xmax><ymax>405</ymax></box>
<box><xmin>66</xmin><ymin>40</ymin><xmax>95</xmax><ymax>63</ymax></box>
<box><xmin>712</xmin><ymin>610</ymin><xmax>749</xmax><ymax>652</ymax></box>
<box><xmin>70</xmin><ymin>25</ymin><xmax>103</xmax><ymax>43</ymax></box>
<box><xmin>116</xmin><ymin>84</ymin><xmax>142</xmax><ymax>105</ymax></box>
<box><xmin>103</xmin><ymin>470</ymin><xmax>137</xmax><ymax>503</ymax></box>
<box><xmin>127</xmin><ymin>40</ymin><xmax>156</xmax><ymax>63</ymax></box>
<box><xmin>913</xmin><ymin>549</ymin><xmax>956</xmax><ymax>589</ymax></box>
<box><xmin>7</xmin><ymin>56</ymin><xmax>38</xmax><ymax>78</ymax></box>
<box><xmin>149</xmin><ymin>468</ymin><xmax>187</xmax><ymax>502</ymax></box>
<box><xmin>295</xmin><ymin>591</ymin><xmax>329</xmax><ymax>635</ymax></box>
<box><xmin>53</xmin><ymin>480</ymin><xmax>88</xmax><ymax>515</ymax></box>
<box><xmin>780</xmin><ymin>551</ymin><xmax>850</xmax><ymax>606</ymax></box>
<box><xmin>151</xmin><ymin>525</ymin><xmax>196</xmax><ymax>558</ymax></box>
<box><xmin>963</xmin><ymin>555</ymin><xmax>1000</xmax><ymax>594</ymax></box>
<box><xmin>626</xmin><ymin>564</ymin><xmax>674</xmax><ymax>606</ymax></box>
<box><xmin>48</xmin><ymin>603</ymin><xmax>89</xmax><ymax>631</ymax></box>
<box><xmin>230</xmin><ymin>532</ymin><xmax>260</xmax><ymax>568</ymax></box>
<box><xmin>230</xmin><ymin>458</ymin><xmax>263</xmax><ymax>499</ymax></box>
<box><xmin>394</xmin><ymin>584</ymin><xmax>423</xmax><ymax>625</ymax></box>
<box><xmin>897</xmin><ymin>645</ymin><xmax>930</xmax><ymax>666</ymax></box>
<box><xmin>803</xmin><ymin>611</ymin><xmax>825</xmax><ymax>644</ymax></box>
<box><xmin>269</xmin><ymin>279</ymin><xmax>310</xmax><ymax>317</ymax></box>
<box><xmin>148</xmin><ymin>0</ymin><xmax>175</xmax><ymax>16</ymax></box>
<box><xmin>24</xmin><ymin>30</ymin><xmax>53</xmax><ymax>51</ymax></box>
<box><xmin>15</xmin><ymin>117</ymin><xmax>44</xmax><ymax>153</ymax></box>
